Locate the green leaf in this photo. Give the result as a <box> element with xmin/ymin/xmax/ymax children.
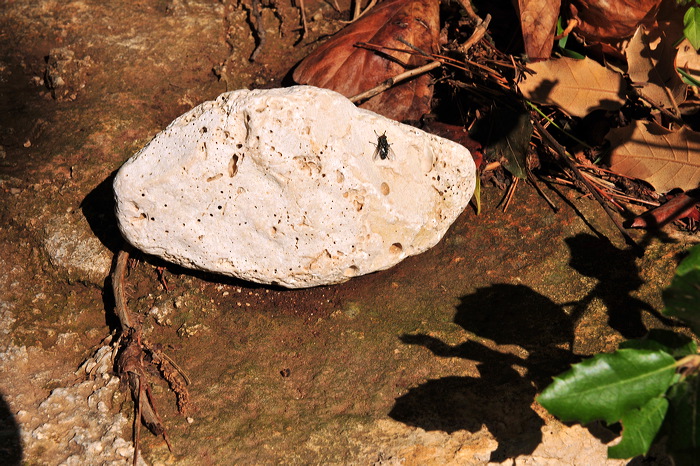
<box><xmin>677</xmin><ymin>66</ymin><xmax>700</xmax><ymax>87</ymax></box>
<box><xmin>620</xmin><ymin>329</ymin><xmax>697</xmax><ymax>358</ymax></box>
<box><xmin>538</xmin><ymin>349</ymin><xmax>677</xmax><ymax>425</ymax></box>
<box><xmin>608</xmin><ymin>396</ymin><xmax>668</xmax><ymax>459</ymax></box>
<box><xmin>665</xmin><ymin>374</ymin><xmax>700</xmax><ymax>463</ymax></box>
<box><xmin>663</xmin><ymin>244</ymin><xmax>700</xmax><ymax>335</ymax></box>
<box><xmin>684</xmin><ymin>6</ymin><xmax>700</xmax><ymax>51</ymax></box>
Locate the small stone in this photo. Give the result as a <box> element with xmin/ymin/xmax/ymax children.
<box><xmin>42</xmin><ymin>212</ymin><xmax>112</xmax><ymax>286</ymax></box>
<box><xmin>114</xmin><ymin>86</ymin><xmax>476</xmax><ymax>288</ymax></box>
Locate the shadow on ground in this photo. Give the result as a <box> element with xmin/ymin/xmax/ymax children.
<box><xmin>0</xmin><ymin>392</ymin><xmax>22</xmax><ymax>465</ymax></box>
<box><xmin>391</xmin><ymin>283</ymin><xmax>578</xmax><ymax>461</ymax></box>
<box><xmin>390</xmin><ymin>233</ymin><xmax>662</xmax><ymax>462</ymax></box>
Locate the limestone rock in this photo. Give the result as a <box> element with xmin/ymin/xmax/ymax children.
<box><xmin>43</xmin><ymin>212</ymin><xmax>113</xmax><ymax>286</ymax></box>
<box><xmin>113</xmin><ymin>86</ymin><xmax>475</xmax><ymax>288</ymax></box>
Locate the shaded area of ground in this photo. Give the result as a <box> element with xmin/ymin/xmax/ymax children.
<box><xmin>0</xmin><ymin>0</ymin><xmax>693</xmax><ymax>464</ymax></box>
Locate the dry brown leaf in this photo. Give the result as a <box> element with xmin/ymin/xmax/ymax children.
<box><xmin>292</xmin><ymin>0</ymin><xmax>439</xmax><ymax>122</ymax></box>
<box><xmin>567</xmin><ymin>0</ymin><xmax>663</xmax><ymax>43</ymax></box>
<box><xmin>676</xmin><ymin>38</ymin><xmax>700</xmax><ymax>85</ymax></box>
<box><xmin>516</xmin><ymin>0</ymin><xmax>561</xmax><ymax>60</ymax></box>
<box><xmin>518</xmin><ymin>57</ymin><xmax>626</xmax><ymax>118</ymax></box>
<box><xmin>626</xmin><ymin>26</ymin><xmax>686</xmax><ymax>109</ymax></box>
<box><xmin>606</xmin><ymin>120</ymin><xmax>700</xmax><ymax>193</ymax></box>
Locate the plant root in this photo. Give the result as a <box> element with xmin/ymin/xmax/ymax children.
<box><xmin>112</xmin><ymin>247</ymin><xmax>191</xmax><ymax>465</ymax></box>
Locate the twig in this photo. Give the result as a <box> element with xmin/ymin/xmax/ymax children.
<box><xmin>113</xmin><ymin>248</ymin><xmax>134</xmax><ymax>332</ymax></box>
<box><xmin>342</xmin><ymin>0</ymin><xmax>378</xmax><ymax>23</ymax></box>
<box><xmin>553</xmin><ymin>18</ymin><xmax>578</xmax><ymax>40</ymax></box>
<box><xmin>528</xmin><ymin>171</ymin><xmax>559</xmax><ymax>212</ymax></box>
<box><xmin>397</xmin><ymin>37</ymin><xmax>433</xmax><ymax>59</ymax></box>
<box><xmin>500</xmin><ymin>176</ymin><xmax>519</xmax><ymax>212</ymax></box>
<box><xmin>249</xmin><ymin>0</ymin><xmax>266</xmax><ymax>61</ymax></box>
<box><xmin>297</xmin><ymin>0</ymin><xmax>308</xmax><ymax>40</ymax></box>
<box><xmin>453</xmin><ymin>0</ymin><xmax>480</xmax><ymax>23</ymax></box>
<box><xmin>533</xmin><ymin>118</ymin><xmax>643</xmax><ymax>254</ymax></box>
<box><xmin>349</xmin><ymin>60</ymin><xmax>442</xmax><ymax>103</ymax></box>
<box><xmin>112</xmin><ymin>246</ymin><xmax>189</xmax><ymax>463</ymax></box>
<box><xmin>457</xmin><ymin>14</ymin><xmax>491</xmax><ymax>56</ymax></box>
<box><xmin>636</xmin><ymin>91</ymin><xmax>683</xmax><ymax>126</ymax></box>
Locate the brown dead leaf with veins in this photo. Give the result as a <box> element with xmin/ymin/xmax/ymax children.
<box><xmin>606</xmin><ymin>120</ymin><xmax>700</xmax><ymax>193</ymax></box>
<box><xmin>626</xmin><ymin>26</ymin><xmax>687</xmax><ymax>111</ymax></box>
<box><xmin>292</xmin><ymin>0</ymin><xmax>439</xmax><ymax>122</ymax></box>
<box><xmin>518</xmin><ymin>57</ymin><xmax>626</xmax><ymax>118</ymax></box>
<box><xmin>567</xmin><ymin>0</ymin><xmax>663</xmax><ymax>44</ymax></box>
<box><xmin>516</xmin><ymin>0</ymin><xmax>561</xmax><ymax>60</ymax></box>
<box><xmin>676</xmin><ymin>38</ymin><xmax>700</xmax><ymax>85</ymax></box>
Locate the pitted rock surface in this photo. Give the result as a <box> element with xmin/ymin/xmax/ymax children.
<box><xmin>114</xmin><ymin>86</ymin><xmax>476</xmax><ymax>287</ymax></box>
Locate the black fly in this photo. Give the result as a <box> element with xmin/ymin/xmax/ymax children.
<box><xmin>371</xmin><ymin>131</ymin><xmax>395</xmax><ymax>161</ymax></box>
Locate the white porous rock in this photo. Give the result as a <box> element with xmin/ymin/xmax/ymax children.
<box><xmin>114</xmin><ymin>86</ymin><xmax>476</xmax><ymax>288</ymax></box>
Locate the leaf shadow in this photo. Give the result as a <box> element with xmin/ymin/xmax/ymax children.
<box><xmin>565</xmin><ymin>233</ymin><xmax>677</xmax><ymax>339</ymax></box>
<box><xmin>390</xmin><ymin>283</ymin><xmax>579</xmax><ymax>462</ymax></box>
<box><xmin>0</xmin><ymin>391</ymin><xmax>22</xmax><ymax>465</ymax></box>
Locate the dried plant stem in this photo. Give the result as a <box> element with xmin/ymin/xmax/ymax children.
<box><xmin>528</xmin><ymin>172</ymin><xmax>559</xmax><ymax>212</ymax></box>
<box><xmin>533</xmin><ymin>118</ymin><xmax>642</xmax><ymax>253</ymax></box>
<box><xmin>113</xmin><ymin>248</ymin><xmax>167</xmax><ymax>464</ymax></box>
<box><xmin>349</xmin><ymin>60</ymin><xmax>442</xmax><ymax>103</ymax></box>
<box><xmin>453</xmin><ymin>0</ymin><xmax>480</xmax><ymax>23</ymax></box>
<box><xmin>298</xmin><ymin>0</ymin><xmax>308</xmax><ymax>40</ymax></box>
<box><xmin>113</xmin><ymin>248</ymin><xmax>134</xmax><ymax>331</ymax></box>
<box><xmin>637</xmin><ymin>92</ymin><xmax>683</xmax><ymax>126</ymax></box>
<box><xmin>501</xmin><ymin>177</ymin><xmax>519</xmax><ymax>212</ymax></box>
<box><xmin>249</xmin><ymin>0</ymin><xmax>266</xmax><ymax>61</ymax></box>
<box><xmin>343</xmin><ymin>0</ymin><xmax>377</xmax><ymax>23</ymax></box>
<box><xmin>458</xmin><ymin>13</ymin><xmax>491</xmax><ymax>55</ymax></box>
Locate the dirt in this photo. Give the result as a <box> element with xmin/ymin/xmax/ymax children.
<box><xmin>0</xmin><ymin>0</ymin><xmax>695</xmax><ymax>464</ymax></box>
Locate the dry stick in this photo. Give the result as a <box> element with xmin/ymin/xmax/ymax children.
<box><xmin>501</xmin><ymin>176</ymin><xmax>519</xmax><ymax>212</ymax></box>
<box><xmin>527</xmin><ymin>171</ymin><xmax>559</xmax><ymax>212</ymax></box>
<box><xmin>637</xmin><ymin>92</ymin><xmax>684</xmax><ymax>126</ymax></box>
<box><xmin>533</xmin><ymin>119</ymin><xmax>643</xmax><ymax>253</ymax></box>
<box><xmin>342</xmin><ymin>0</ymin><xmax>377</xmax><ymax>23</ymax></box>
<box><xmin>349</xmin><ymin>60</ymin><xmax>442</xmax><ymax>103</ymax></box>
<box><xmin>249</xmin><ymin>0</ymin><xmax>266</xmax><ymax>61</ymax></box>
<box><xmin>113</xmin><ymin>247</ymin><xmax>169</xmax><ymax>464</ymax></box>
<box><xmin>457</xmin><ymin>13</ymin><xmax>491</xmax><ymax>56</ymax></box>
<box><xmin>453</xmin><ymin>0</ymin><xmax>480</xmax><ymax>23</ymax></box>
<box><xmin>113</xmin><ymin>248</ymin><xmax>134</xmax><ymax>332</ymax></box>
<box><xmin>349</xmin><ymin>7</ymin><xmax>491</xmax><ymax>104</ymax></box>
<box><xmin>297</xmin><ymin>0</ymin><xmax>308</xmax><ymax>40</ymax></box>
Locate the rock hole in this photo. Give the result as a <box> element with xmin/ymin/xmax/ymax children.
<box><xmin>390</xmin><ymin>243</ymin><xmax>403</xmax><ymax>254</ymax></box>
<box><xmin>344</xmin><ymin>265</ymin><xmax>360</xmax><ymax>277</ymax></box>
<box><xmin>228</xmin><ymin>154</ymin><xmax>239</xmax><ymax>177</ymax></box>
<box><xmin>380</xmin><ymin>182</ymin><xmax>390</xmax><ymax>195</ymax></box>
<box><xmin>200</xmin><ymin>126</ymin><xmax>208</xmax><ymax>134</ymax></box>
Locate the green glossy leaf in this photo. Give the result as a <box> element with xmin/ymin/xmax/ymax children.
<box><xmin>684</xmin><ymin>6</ymin><xmax>700</xmax><ymax>51</ymax></box>
<box><xmin>608</xmin><ymin>396</ymin><xmax>668</xmax><ymax>459</ymax></box>
<box><xmin>620</xmin><ymin>329</ymin><xmax>697</xmax><ymax>358</ymax></box>
<box><xmin>538</xmin><ymin>349</ymin><xmax>676</xmax><ymax>425</ymax></box>
<box><xmin>663</xmin><ymin>244</ymin><xmax>700</xmax><ymax>335</ymax></box>
<box><xmin>666</xmin><ymin>374</ymin><xmax>700</xmax><ymax>462</ymax></box>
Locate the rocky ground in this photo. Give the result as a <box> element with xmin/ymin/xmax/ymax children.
<box><xmin>0</xmin><ymin>0</ymin><xmax>694</xmax><ymax>464</ymax></box>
